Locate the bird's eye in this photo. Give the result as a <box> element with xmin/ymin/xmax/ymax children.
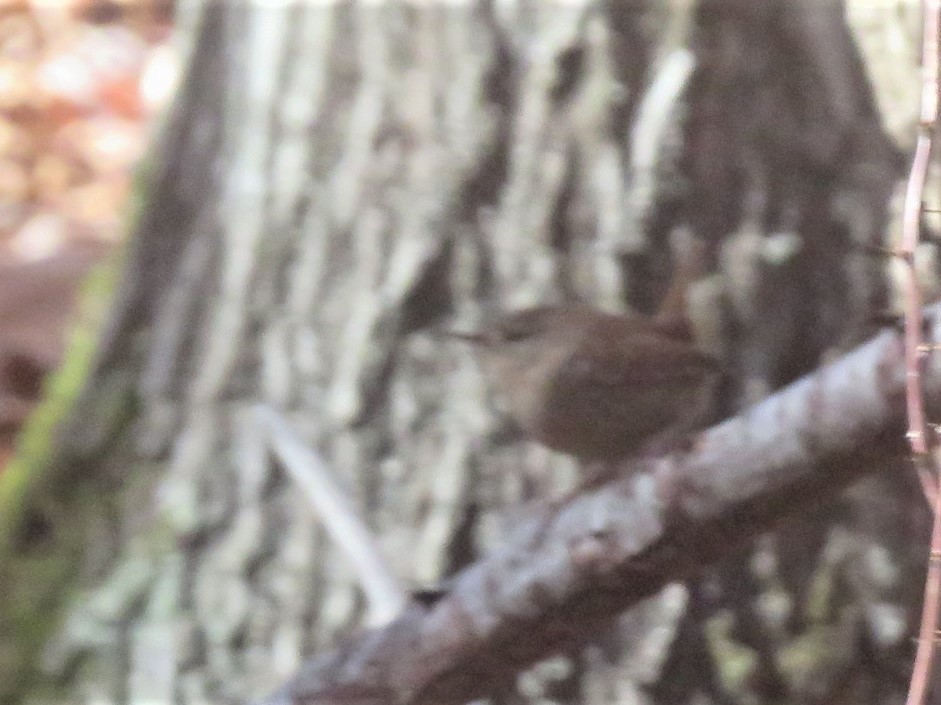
<box><xmin>499</xmin><ymin>328</ymin><xmax>530</xmax><ymax>343</ymax></box>
<box><xmin>498</xmin><ymin>317</ymin><xmax>543</xmax><ymax>342</ymax></box>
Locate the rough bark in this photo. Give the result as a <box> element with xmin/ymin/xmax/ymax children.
<box><xmin>0</xmin><ymin>2</ymin><xmax>925</xmax><ymax>705</ymax></box>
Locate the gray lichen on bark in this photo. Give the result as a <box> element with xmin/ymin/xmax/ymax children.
<box><xmin>0</xmin><ymin>2</ymin><xmax>929</xmax><ymax>705</ymax></box>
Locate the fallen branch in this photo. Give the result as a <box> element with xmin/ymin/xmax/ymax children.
<box><xmin>255</xmin><ymin>306</ymin><xmax>940</xmax><ymax>705</ymax></box>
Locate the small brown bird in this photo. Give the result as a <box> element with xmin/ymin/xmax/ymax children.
<box><xmin>455</xmin><ymin>305</ymin><xmax>720</xmax><ymax>462</ymax></box>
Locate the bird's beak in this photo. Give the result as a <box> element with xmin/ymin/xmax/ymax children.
<box><xmin>441</xmin><ymin>329</ymin><xmax>488</xmax><ymax>345</ymax></box>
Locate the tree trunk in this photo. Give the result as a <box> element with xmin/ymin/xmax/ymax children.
<box><xmin>0</xmin><ymin>2</ymin><xmax>924</xmax><ymax>704</ymax></box>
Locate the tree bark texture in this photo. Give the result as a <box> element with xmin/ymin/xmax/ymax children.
<box><xmin>0</xmin><ymin>2</ymin><xmax>926</xmax><ymax>705</ymax></box>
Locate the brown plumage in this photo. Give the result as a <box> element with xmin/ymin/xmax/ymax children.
<box><xmin>459</xmin><ymin>305</ymin><xmax>720</xmax><ymax>462</ymax></box>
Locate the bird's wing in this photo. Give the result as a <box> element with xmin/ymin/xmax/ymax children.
<box><xmin>558</xmin><ymin>324</ymin><xmax>720</xmax><ymax>392</ymax></box>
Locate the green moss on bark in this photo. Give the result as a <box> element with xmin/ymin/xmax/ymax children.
<box><xmin>0</xmin><ymin>252</ymin><xmax>127</xmax><ymax>704</ymax></box>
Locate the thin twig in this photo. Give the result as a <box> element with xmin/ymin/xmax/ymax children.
<box><xmin>902</xmin><ymin>1</ymin><xmax>941</xmax><ymax>703</ymax></box>
<box><xmin>909</xmin><ymin>447</ymin><xmax>941</xmax><ymax>705</ymax></box>
<box><xmin>255</xmin><ymin>405</ymin><xmax>407</xmax><ymax>626</ymax></box>
<box><xmin>900</xmin><ymin>0</ymin><xmax>941</xmax><ymax>506</ymax></box>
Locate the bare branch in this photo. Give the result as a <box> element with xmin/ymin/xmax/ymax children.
<box><xmin>254</xmin><ymin>304</ymin><xmax>941</xmax><ymax>705</ymax></box>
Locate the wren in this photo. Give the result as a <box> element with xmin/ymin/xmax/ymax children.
<box><xmin>455</xmin><ymin>305</ymin><xmax>720</xmax><ymax>463</ymax></box>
